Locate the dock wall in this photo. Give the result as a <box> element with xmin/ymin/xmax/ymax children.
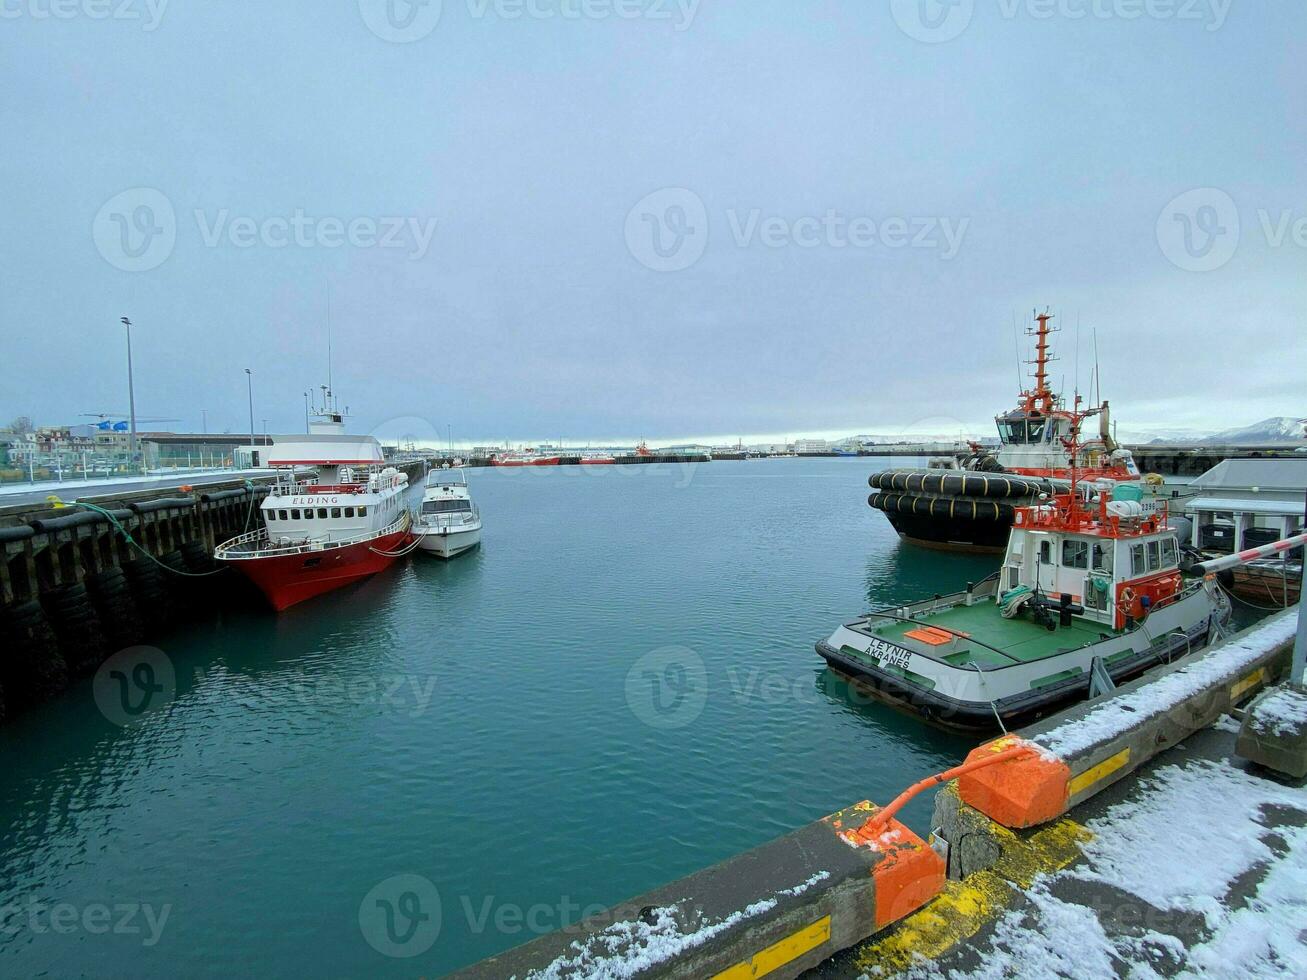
<box><xmin>0</xmin><ymin>459</ymin><xmax>427</xmax><ymax>724</ymax></box>
<box><xmin>450</xmin><ymin>801</ymin><xmax>944</xmax><ymax>980</ymax></box>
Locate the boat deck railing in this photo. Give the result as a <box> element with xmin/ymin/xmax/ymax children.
<box><xmin>415</xmin><ymin>507</ymin><xmax>479</xmax><ymax>531</ymax></box>
<box><xmin>848</xmin><ymin>573</ymin><xmax>1207</xmax><ymax>671</ymax></box>
<box><xmin>266</xmin><ymin>480</ymin><xmax>373</xmax><ymax>498</ymax></box>
<box><xmin>846</xmin><ymin>574</ymin><xmax>1029</xmax><ymax>669</ymax></box>
<box><xmin>215</xmin><ymin>513</ymin><xmax>410</xmax><ymax>559</ymax></box>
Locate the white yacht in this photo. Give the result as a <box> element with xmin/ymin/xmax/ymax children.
<box><xmin>412</xmin><ymin>470</ymin><xmax>482</xmax><ymax>558</ymax></box>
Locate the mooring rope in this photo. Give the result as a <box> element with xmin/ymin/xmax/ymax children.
<box><xmin>368</xmin><ymin>513</ymin><xmax>421</xmax><ymax>558</ymax></box>
<box><xmin>58</xmin><ymin>497</ymin><xmax>231</xmax><ymax>578</ymax></box>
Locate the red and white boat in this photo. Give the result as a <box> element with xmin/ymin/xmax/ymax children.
<box><xmin>868</xmin><ymin>310</ymin><xmax>1146</xmax><ymax>553</ymax></box>
<box><xmin>214</xmin><ymin>395</ymin><xmax>413</xmax><ymax>610</ymax></box>
<box><xmin>491</xmin><ymin>449</ymin><xmax>561</xmax><ymax>467</ymax></box>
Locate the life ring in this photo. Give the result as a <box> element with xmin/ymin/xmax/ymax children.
<box><xmin>1119</xmin><ymin>585</ymin><xmax>1137</xmax><ymax>610</ymax></box>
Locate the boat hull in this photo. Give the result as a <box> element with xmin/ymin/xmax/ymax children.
<box><xmin>415</xmin><ymin>526</ymin><xmax>481</xmax><ymax>559</ymax></box>
<box><xmin>816</xmin><ymin>625</ymin><xmax>1209</xmax><ymax>733</ymax></box>
<box><xmin>816</xmin><ymin>586</ymin><xmax>1218</xmax><ymax>733</ymax></box>
<box><xmin>880</xmin><ymin>508</ymin><xmax>1012</xmax><ymax>554</ymax></box>
<box><xmin>223</xmin><ymin>530</ymin><xmax>411</xmax><ymax>611</ymax></box>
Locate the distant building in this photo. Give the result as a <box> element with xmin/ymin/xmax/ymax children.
<box><xmin>660</xmin><ymin>444</ymin><xmax>713</xmax><ymax>456</ymax></box>
<box><xmin>793</xmin><ymin>438</ymin><xmax>830</xmax><ymax>455</ymax></box>
<box><xmin>143</xmin><ymin>433</ymin><xmax>272</xmax><ymax>469</ymax></box>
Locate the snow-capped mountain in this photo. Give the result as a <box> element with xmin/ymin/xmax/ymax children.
<box><xmin>1125</xmin><ymin>417</ymin><xmax>1306</xmax><ymax>446</ymax></box>
<box><xmin>1207</xmin><ymin>417</ymin><xmax>1307</xmax><ymax>444</ymax></box>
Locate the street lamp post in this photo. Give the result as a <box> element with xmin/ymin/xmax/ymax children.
<box><xmin>121</xmin><ymin>317</ymin><xmax>138</xmax><ymax>466</ymax></box>
<box><xmin>304</xmin><ymin>390</ymin><xmax>311</xmax><ymax>433</ymax></box>
<box><xmin>245</xmin><ymin>368</ymin><xmax>255</xmax><ymax>447</ymax></box>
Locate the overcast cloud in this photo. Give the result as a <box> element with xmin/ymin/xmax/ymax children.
<box><xmin>1</xmin><ymin>1</ymin><xmax>1303</xmax><ymax>445</ymax></box>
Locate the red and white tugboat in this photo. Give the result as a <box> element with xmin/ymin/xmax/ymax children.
<box><xmin>868</xmin><ymin>310</ymin><xmax>1145</xmax><ymax>552</ymax></box>
<box><xmin>820</xmin><ymin>402</ymin><xmax>1229</xmax><ymax>732</ymax></box>
<box><xmin>214</xmin><ymin>393</ymin><xmax>413</xmax><ymax>610</ymax></box>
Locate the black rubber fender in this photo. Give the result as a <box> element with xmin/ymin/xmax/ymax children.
<box><xmin>868</xmin><ymin>491</ymin><xmax>1016</xmax><ymax>523</ymax></box>
<box><xmin>868</xmin><ymin>469</ymin><xmax>1052</xmax><ymax>500</ymax></box>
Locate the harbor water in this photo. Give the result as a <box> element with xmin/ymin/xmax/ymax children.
<box><xmin>0</xmin><ymin>457</ymin><xmax>999</xmax><ymax>977</ymax></box>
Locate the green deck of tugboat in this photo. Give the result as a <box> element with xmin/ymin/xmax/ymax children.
<box><xmin>864</xmin><ymin>601</ymin><xmax>1117</xmax><ymax>667</ymax></box>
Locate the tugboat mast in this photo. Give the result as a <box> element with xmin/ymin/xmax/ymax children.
<box><xmin>1021</xmin><ymin>310</ymin><xmax>1059</xmax><ymax>416</ymax></box>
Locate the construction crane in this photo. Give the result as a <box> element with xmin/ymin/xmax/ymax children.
<box><xmin>81</xmin><ymin>412</ymin><xmax>182</xmax><ymax>432</ymax></box>
<box><xmin>81</xmin><ymin>412</ymin><xmax>181</xmax><ymax>423</ymax></box>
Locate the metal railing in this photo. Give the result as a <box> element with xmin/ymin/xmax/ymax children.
<box><xmin>414</xmin><ymin>507</ymin><xmax>479</xmax><ymax>531</ymax></box>
<box><xmin>215</xmin><ymin>513</ymin><xmax>411</xmax><ymax>559</ymax></box>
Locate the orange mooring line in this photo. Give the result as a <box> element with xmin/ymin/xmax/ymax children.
<box><xmin>868</xmin><ymin>745</ymin><xmax>1032</xmax><ymax>831</ymax></box>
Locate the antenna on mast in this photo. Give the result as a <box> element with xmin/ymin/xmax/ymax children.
<box><xmin>1075</xmin><ymin>313</ymin><xmax>1081</xmax><ymax>402</ymax></box>
<box><xmin>1011</xmin><ymin>310</ymin><xmax>1023</xmax><ymax>391</ymax></box>
<box><xmin>1092</xmin><ymin>327</ymin><xmax>1101</xmax><ymax>407</ymax></box>
<box><xmin>326</xmin><ymin>281</ymin><xmax>334</xmax><ymax>396</ymax></box>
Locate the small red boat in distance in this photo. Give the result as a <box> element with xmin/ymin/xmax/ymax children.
<box><xmin>491</xmin><ymin>449</ymin><xmax>561</xmax><ymax>467</ymax></box>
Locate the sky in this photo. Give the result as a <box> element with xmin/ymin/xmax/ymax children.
<box><xmin>1</xmin><ymin>0</ymin><xmax>1304</xmax><ymax>448</ymax></box>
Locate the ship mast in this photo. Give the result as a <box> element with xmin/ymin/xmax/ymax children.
<box><xmin>1021</xmin><ymin>310</ymin><xmax>1058</xmax><ymax>416</ymax></box>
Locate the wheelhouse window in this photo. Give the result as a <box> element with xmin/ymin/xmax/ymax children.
<box><xmin>331</xmin><ymin>507</ymin><xmax>341</xmax><ymax>518</ymax></box>
<box><xmin>291</xmin><ymin>509</ymin><xmax>301</xmax><ymax>520</ymax></box>
<box><xmin>1061</xmin><ymin>539</ymin><xmax>1089</xmax><ymax>569</ymax></box>
<box><xmin>278</xmin><ymin>510</ymin><xmax>288</xmax><ymax>521</ymax></box>
<box><xmin>1147</xmin><ymin>540</ymin><xmax>1161</xmax><ymax>572</ymax></box>
<box><xmin>1039</xmin><ymin>540</ymin><xmax>1052</xmax><ymax>565</ymax></box>
<box><xmin>1131</xmin><ymin>543</ymin><xmax>1147</xmax><ymax>575</ymax></box>
<box><xmin>1161</xmin><ymin>538</ymin><xmax>1178</xmax><ymax>568</ymax></box>
<box><xmin>317</xmin><ymin>508</ymin><xmax>328</xmax><ymax>519</ymax></box>
<box><xmin>997</xmin><ymin>417</ymin><xmax>1047</xmax><ymax>445</ymax></box>
<box><xmin>358</xmin><ymin>506</ymin><xmax>367</xmax><ymax>516</ymax></box>
<box><xmin>344</xmin><ymin>507</ymin><xmax>355</xmax><ymax>518</ymax></box>
<box><xmin>421</xmin><ymin>500</ymin><xmax>472</xmax><ymax>514</ymax></box>
<box><xmin>1091</xmin><ymin>543</ymin><xmax>1113</xmax><ymax>573</ymax></box>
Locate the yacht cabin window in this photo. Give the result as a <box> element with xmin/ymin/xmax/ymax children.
<box><xmin>422</xmin><ymin>500</ymin><xmax>472</xmax><ymax>514</ymax></box>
